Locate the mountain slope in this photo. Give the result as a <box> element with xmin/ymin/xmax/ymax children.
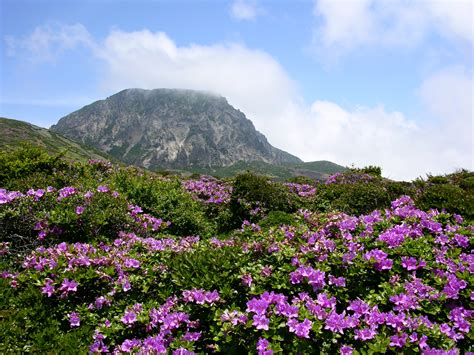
<box><xmin>188</xmin><ymin>160</ymin><xmax>346</xmax><ymax>181</ymax></box>
<box><xmin>51</xmin><ymin>88</ymin><xmax>302</xmax><ymax>170</ymax></box>
<box><xmin>0</xmin><ymin>117</ymin><xmax>111</xmax><ymax>161</ymax></box>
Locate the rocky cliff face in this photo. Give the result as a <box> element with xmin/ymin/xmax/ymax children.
<box><xmin>51</xmin><ymin>89</ymin><xmax>302</xmax><ymax>169</ymax></box>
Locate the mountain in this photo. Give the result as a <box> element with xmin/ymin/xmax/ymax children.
<box><xmin>0</xmin><ymin>117</ymin><xmax>111</xmax><ymax>161</ymax></box>
<box><xmin>51</xmin><ymin>88</ymin><xmax>302</xmax><ymax>170</ymax></box>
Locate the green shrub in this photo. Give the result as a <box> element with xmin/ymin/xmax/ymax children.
<box><xmin>112</xmin><ymin>170</ymin><xmax>211</xmax><ymax>236</ymax></box>
<box><xmin>415</xmin><ymin>183</ymin><xmax>474</xmax><ymax>220</ymax></box>
<box><xmin>0</xmin><ymin>145</ymin><xmax>72</xmax><ymax>190</ymax></box>
<box><xmin>414</xmin><ymin>170</ymin><xmax>474</xmax><ymax>221</ymax></box>
<box><xmin>259</xmin><ymin>211</ymin><xmax>296</xmax><ymax>228</ymax></box>
<box><xmin>286</xmin><ymin>176</ymin><xmax>315</xmax><ymax>185</ymax></box>
<box><xmin>315</xmin><ymin>182</ymin><xmax>391</xmax><ymax>215</ymax></box>
<box><xmin>229</xmin><ymin>172</ymin><xmax>295</xmax><ymax>227</ymax></box>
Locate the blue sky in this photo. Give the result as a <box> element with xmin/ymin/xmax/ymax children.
<box><xmin>1</xmin><ymin>0</ymin><xmax>472</xmax><ymax>179</ymax></box>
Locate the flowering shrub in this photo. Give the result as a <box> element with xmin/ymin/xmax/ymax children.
<box><xmin>1</xmin><ymin>190</ymin><xmax>472</xmax><ymax>353</ymax></box>
<box><xmin>284</xmin><ymin>183</ymin><xmax>317</xmax><ymax>197</ymax></box>
<box><xmin>112</xmin><ymin>171</ymin><xmax>212</xmax><ymax>236</ymax></box>
<box><xmin>0</xmin><ymin>185</ymin><xmax>167</xmax><ymax>259</ymax></box>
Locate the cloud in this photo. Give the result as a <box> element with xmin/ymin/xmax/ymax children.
<box><xmin>313</xmin><ymin>0</ymin><xmax>473</xmax><ymax>57</ymax></box>
<box><xmin>4</xmin><ymin>23</ymin><xmax>93</xmax><ymax>62</ymax></box>
<box><xmin>96</xmin><ymin>29</ymin><xmax>296</xmax><ymax>124</ymax></box>
<box><xmin>279</xmin><ymin>99</ymin><xmax>471</xmax><ymax>181</ymax></box>
<box><xmin>5</xmin><ymin>25</ymin><xmax>473</xmax><ymax>180</ymax></box>
<box><xmin>418</xmin><ymin>66</ymin><xmax>473</xmax><ymax>166</ymax></box>
<box><xmin>230</xmin><ymin>0</ymin><xmax>262</xmax><ymax>21</ymax></box>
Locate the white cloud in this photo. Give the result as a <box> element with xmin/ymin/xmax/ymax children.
<box><xmin>5</xmin><ymin>25</ymin><xmax>473</xmax><ymax>180</ymax></box>
<box><xmin>230</xmin><ymin>0</ymin><xmax>261</xmax><ymax>21</ymax></box>
<box><xmin>4</xmin><ymin>23</ymin><xmax>93</xmax><ymax>62</ymax></box>
<box><xmin>280</xmin><ymin>99</ymin><xmax>471</xmax><ymax>180</ymax></box>
<box><xmin>96</xmin><ymin>29</ymin><xmax>296</xmax><ymax>124</ymax></box>
<box><xmin>418</xmin><ymin>66</ymin><xmax>473</xmax><ymax>166</ymax></box>
<box><xmin>313</xmin><ymin>0</ymin><xmax>473</xmax><ymax>57</ymax></box>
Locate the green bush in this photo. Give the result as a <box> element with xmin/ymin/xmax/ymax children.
<box><xmin>0</xmin><ymin>186</ymin><xmax>135</xmax><ymax>261</ymax></box>
<box><xmin>416</xmin><ymin>183</ymin><xmax>474</xmax><ymax>220</ymax></box>
<box><xmin>229</xmin><ymin>172</ymin><xmax>296</xmax><ymax>227</ymax></box>
<box><xmin>286</xmin><ymin>176</ymin><xmax>315</xmax><ymax>185</ymax></box>
<box><xmin>0</xmin><ymin>145</ymin><xmax>72</xmax><ymax>190</ymax></box>
<box><xmin>112</xmin><ymin>170</ymin><xmax>211</xmax><ymax>236</ymax></box>
<box><xmin>414</xmin><ymin>170</ymin><xmax>474</xmax><ymax>221</ymax></box>
<box><xmin>259</xmin><ymin>211</ymin><xmax>296</xmax><ymax>228</ymax></box>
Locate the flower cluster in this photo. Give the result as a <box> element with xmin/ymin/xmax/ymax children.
<box><xmin>182</xmin><ymin>176</ymin><xmax>232</xmax><ymax>204</ymax></box>
<box><xmin>284</xmin><ymin>183</ymin><xmax>316</xmax><ymax>197</ymax></box>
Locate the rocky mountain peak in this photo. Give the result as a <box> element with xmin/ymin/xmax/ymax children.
<box><xmin>51</xmin><ymin>88</ymin><xmax>302</xmax><ymax>169</ymax></box>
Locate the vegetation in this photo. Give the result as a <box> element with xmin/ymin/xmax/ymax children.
<box><xmin>187</xmin><ymin>159</ymin><xmax>346</xmax><ymax>181</ymax></box>
<box><xmin>1</xmin><ymin>146</ymin><xmax>472</xmax><ymax>353</ymax></box>
<box><xmin>0</xmin><ymin>117</ymin><xmax>111</xmax><ymax>162</ymax></box>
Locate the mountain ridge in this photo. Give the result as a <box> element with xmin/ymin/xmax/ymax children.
<box><xmin>0</xmin><ymin>117</ymin><xmax>112</xmax><ymax>162</ymax></box>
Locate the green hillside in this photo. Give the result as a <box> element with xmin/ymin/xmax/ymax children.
<box><xmin>0</xmin><ymin>117</ymin><xmax>111</xmax><ymax>162</ymax></box>
<box><xmin>187</xmin><ymin>160</ymin><xmax>346</xmax><ymax>181</ymax></box>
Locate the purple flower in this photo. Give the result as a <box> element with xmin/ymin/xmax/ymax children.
<box><xmin>364</xmin><ymin>249</ymin><xmax>388</xmax><ymax>263</ymax></box>
<box><xmin>241</xmin><ymin>273</ymin><xmax>253</xmax><ymax>287</ymax></box>
<box><xmin>252</xmin><ymin>314</ymin><xmax>270</xmax><ymax>330</ymax></box>
<box><xmin>246</xmin><ymin>295</ymin><xmax>268</xmax><ymax>311</ymax></box>
<box><xmin>354</xmin><ymin>327</ymin><xmax>377</xmax><ymax>340</ymax></box>
<box><xmin>256</xmin><ymin>337</ymin><xmax>273</xmax><ymax>355</ymax></box>
<box><xmin>287</xmin><ymin>318</ymin><xmax>312</xmax><ymax>338</ymax></box>
<box><xmin>329</xmin><ymin>275</ymin><xmax>346</xmax><ymax>287</ymax></box>
<box><xmin>347</xmin><ymin>299</ymin><xmax>370</xmax><ymax>315</ymax></box>
<box><xmin>316</xmin><ymin>292</ymin><xmax>336</xmax><ymax>309</ymax></box>
<box><xmin>290</xmin><ymin>266</ymin><xmax>326</xmax><ymax>290</ymax></box>
<box><xmin>390</xmin><ymin>293</ymin><xmax>418</xmax><ymax>311</ymax></box>
<box><xmin>121</xmin><ymin>310</ymin><xmax>137</xmax><ymax>325</ymax></box>
<box><xmin>60</xmin><ymin>279</ymin><xmax>78</xmax><ymax>293</ymax></box>
<box><xmin>275</xmin><ymin>302</ymin><xmax>299</xmax><ymax>318</ymax></box>
<box><xmin>58</xmin><ymin>186</ymin><xmax>76</xmax><ymax>200</ymax></box>
<box><xmin>75</xmin><ymin>206</ymin><xmax>85</xmax><ymax>215</ymax></box>
<box><xmin>375</xmin><ymin>258</ymin><xmax>393</xmax><ymax>271</ymax></box>
<box><xmin>340</xmin><ymin>345</ymin><xmax>354</xmax><ymax>355</ymax></box>
<box><xmin>90</xmin><ymin>341</ymin><xmax>109</xmax><ymax>353</ymax></box>
<box><xmin>68</xmin><ymin>312</ymin><xmax>80</xmax><ymax>327</ymax></box>
<box><xmin>221</xmin><ymin>309</ymin><xmax>248</xmax><ymax>325</ymax></box>
<box><xmin>443</xmin><ymin>274</ymin><xmax>467</xmax><ymax>299</ymax></box>
<box><xmin>182</xmin><ymin>331</ymin><xmax>202</xmax><ymax>341</ymax></box>
<box><xmin>120</xmin><ymin>338</ymin><xmax>141</xmax><ymax>352</ymax></box>
<box><xmin>124</xmin><ymin>258</ymin><xmax>140</xmax><ymax>268</ymax></box>
<box><xmin>390</xmin><ymin>333</ymin><xmax>408</xmax><ymax>348</ymax></box>
<box><xmin>261</xmin><ymin>266</ymin><xmax>273</xmax><ymax>277</ymax></box>
<box><xmin>325</xmin><ymin>311</ymin><xmax>348</xmax><ymax>334</ymax></box>
<box><xmin>205</xmin><ymin>290</ymin><xmax>220</xmax><ymax>304</ymax></box>
<box><xmin>97</xmin><ymin>185</ymin><xmax>109</xmax><ymax>193</ymax></box>
<box><xmin>94</xmin><ymin>296</ymin><xmax>110</xmax><ymax>309</ymax></box>
<box><xmin>41</xmin><ymin>279</ymin><xmax>55</xmax><ymax>297</ymax></box>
